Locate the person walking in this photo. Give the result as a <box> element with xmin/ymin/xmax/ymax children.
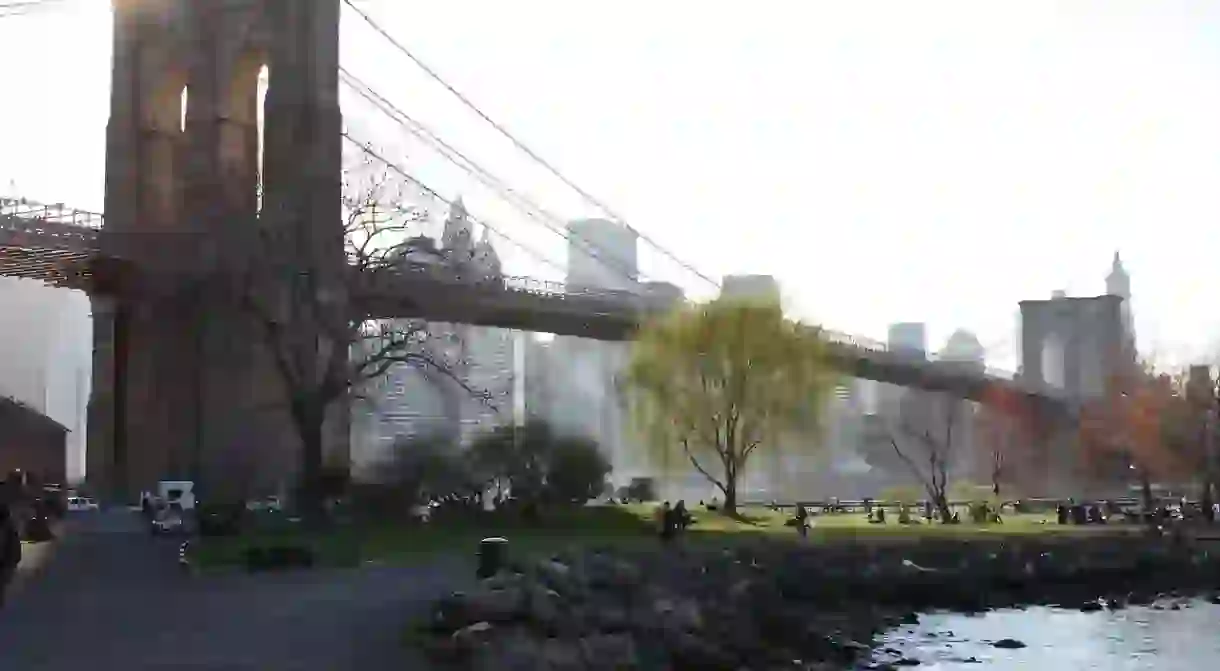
<box><xmin>0</xmin><ymin>502</ymin><xmax>22</xmax><ymax>607</ymax></box>
<box><xmin>657</xmin><ymin>502</ymin><xmax>676</xmax><ymax>543</ymax></box>
<box><xmin>673</xmin><ymin>500</ymin><xmax>691</xmax><ymax>534</ymax></box>
<box><xmin>794</xmin><ymin>504</ymin><xmax>809</xmax><ymax>539</ymax></box>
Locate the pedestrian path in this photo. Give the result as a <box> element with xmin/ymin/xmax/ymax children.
<box><xmin>0</xmin><ymin>510</ymin><xmax>467</xmax><ymax>670</ymax></box>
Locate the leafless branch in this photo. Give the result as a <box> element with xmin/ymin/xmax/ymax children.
<box><xmin>240</xmin><ymin>168</ymin><xmax>500</xmax><ymax>427</ymax></box>
<box><xmin>885</xmin><ymin>391</ymin><xmax>961</xmax><ymax>519</ymax></box>
<box><xmin>681</xmin><ymin>438</ymin><xmax>729</xmax><ymax>496</ymax></box>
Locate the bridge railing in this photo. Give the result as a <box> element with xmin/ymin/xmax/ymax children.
<box><xmin>369</xmin><ymin>264</ymin><xmax>661</xmax><ymax>309</ymax></box>
<box><xmin>823</xmin><ymin>330</ymin><xmax>888</xmax><ymax>353</ymax></box>
<box><xmin>0</xmin><ymin>197</ymin><xmax>105</xmax><ymax>230</ymax></box>
<box><xmin>1</xmin><ymin>197</ymin><xmax>1024</xmax><ymax>388</ymax></box>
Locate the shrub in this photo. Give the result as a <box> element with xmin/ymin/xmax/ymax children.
<box><xmin>625</xmin><ymin>477</ymin><xmax>657</xmax><ymax>503</ymax></box>
<box><xmin>360</xmin><ymin>433</ymin><xmax>478</xmax><ymax>519</ymax></box>
<box><xmin>545</xmin><ymin>437</ymin><xmax>611</xmax><ymax>505</ymax></box>
<box><xmin>197</xmin><ymin>503</ymin><xmax>247</xmax><ymax>537</ymax></box>
<box><xmin>243</xmin><ymin>544</ymin><xmax>316</xmax><ymax>572</ymax></box>
<box><xmin>467</xmin><ymin>420</ymin><xmax>614</xmax><ymax>507</ymax></box>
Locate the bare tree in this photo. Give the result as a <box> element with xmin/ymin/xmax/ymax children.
<box><xmin>973</xmin><ymin>406</ymin><xmax>1018</xmax><ymax>499</ymax></box>
<box><xmin>241</xmin><ymin>168</ymin><xmax>490</xmax><ymax>522</ymax></box>
<box><xmin>884</xmin><ymin>390</ymin><xmax>962</xmax><ymax>523</ymax></box>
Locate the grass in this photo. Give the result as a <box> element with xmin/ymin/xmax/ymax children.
<box><xmin>190</xmin><ymin>504</ymin><xmax>1128</xmax><ymax>571</ymax></box>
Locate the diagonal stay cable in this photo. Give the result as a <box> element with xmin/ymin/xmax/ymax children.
<box><xmin>341</xmin><ymin>132</ymin><xmax>569</xmax><ymax>278</ymax></box>
<box><xmin>339</xmin><ymin>67</ymin><xmax>647</xmax><ymax>288</ymax></box>
<box><xmin>341</xmin><ymin>0</ymin><xmax>718</xmax><ymax>289</ymax></box>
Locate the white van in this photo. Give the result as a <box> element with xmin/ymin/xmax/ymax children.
<box><xmin>157</xmin><ymin>481</ymin><xmax>196</xmax><ymax>511</ymax></box>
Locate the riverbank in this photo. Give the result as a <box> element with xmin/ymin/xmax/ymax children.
<box><xmin>409</xmin><ymin>533</ymin><xmax>1220</xmax><ymax>670</ymax></box>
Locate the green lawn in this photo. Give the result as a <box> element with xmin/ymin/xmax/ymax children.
<box><xmin>190</xmin><ymin>504</ymin><xmax>1126</xmax><ymax>571</ymax></box>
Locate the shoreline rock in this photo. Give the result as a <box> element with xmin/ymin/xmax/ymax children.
<box><xmin>411</xmin><ymin>534</ymin><xmax>1220</xmax><ymax>670</ymax></box>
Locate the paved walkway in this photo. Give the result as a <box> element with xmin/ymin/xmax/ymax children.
<box><xmin>0</xmin><ymin>510</ymin><xmax>469</xmax><ymax>671</ymax></box>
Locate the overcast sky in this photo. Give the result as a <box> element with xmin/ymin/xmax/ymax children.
<box><xmin>4</xmin><ymin>0</ymin><xmax>1220</xmax><ymax>371</ymax></box>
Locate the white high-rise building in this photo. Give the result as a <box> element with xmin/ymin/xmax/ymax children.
<box><xmin>566</xmin><ymin>219</ymin><xmax>639</xmax><ymax>292</ymax></box>
<box><xmin>0</xmin><ymin>278</ymin><xmax>91</xmax><ymax>483</ymax></box>
<box><xmin>1106</xmin><ymin>251</ymin><xmax>1136</xmax><ymax>364</ymax></box>
<box><xmin>527</xmin><ymin>219</ymin><xmax>643</xmax><ymax>484</ymax></box>
<box><xmin>349</xmin><ymin>201</ymin><xmax>517</xmax><ymax>480</ymax></box>
<box><xmin>887</xmin><ymin>322</ymin><xmax>928</xmax><ymax>358</ymax></box>
<box><xmin>721</xmin><ymin>274</ymin><xmax>781</xmax><ymax>304</ymax></box>
<box><xmin>937</xmin><ymin>329</ymin><xmax>986</xmax><ymax>480</ymax></box>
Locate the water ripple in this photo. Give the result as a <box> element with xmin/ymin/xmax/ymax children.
<box><xmin>873</xmin><ymin>600</ymin><xmax>1220</xmax><ymax>670</ymax></box>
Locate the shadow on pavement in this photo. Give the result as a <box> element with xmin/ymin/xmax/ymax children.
<box><xmin>0</xmin><ymin>509</ymin><xmax>466</xmax><ymax>671</ymax></box>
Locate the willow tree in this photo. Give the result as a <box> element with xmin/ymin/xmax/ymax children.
<box><xmin>621</xmin><ymin>298</ymin><xmax>838</xmax><ymax>515</ymax></box>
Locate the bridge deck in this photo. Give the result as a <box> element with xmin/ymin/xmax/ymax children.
<box><xmin>0</xmin><ymin>214</ymin><xmax>1069</xmax><ymax>408</ymax></box>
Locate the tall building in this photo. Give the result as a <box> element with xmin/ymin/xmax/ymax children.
<box><xmin>566</xmin><ymin>219</ymin><xmax>639</xmax><ymax>292</ymax></box>
<box><xmin>721</xmin><ymin>274</ymin><xmax>781</xmax><ymax>304</ymax></box>
<box><xmin>887</xmin><ymin>322</ymin><xmax>928</xmax><ymax>359</ymax></box>
<box><xmin>0</xmin><ymin>278</ymin><xmax>91</xmax><ymax>483</ymax></box>
<box><xmin>937</xmin><ymin>329</ymin><xmax>986</xmax><ymax>480</ymax></box>
<box><xmin>874</xmin><ymin>322</ymin><xmax>928</xmax><ymax>421</ymax></box>
<box><xmin>1106</xmin><ymin>251</ymin><xmax>1137</xmax><ymax>365</ymax></box>
<box><xmin>349</xmin><ymin>202</ymin><xmax>516</xmax><ymax>480</ymax></box>
<box><xmin>525</xmin><ymin>219</ymin><xmax>646</xmax><ymax>485</ymax></box>
<box><xmin>939</xmin><ymin>329</ymin><xmax>986</xmax><ymax>368</ymax></box>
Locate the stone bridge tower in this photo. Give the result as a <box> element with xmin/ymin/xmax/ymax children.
<box><xmin>1017</xmin><ymin>291</ymin><xmax>1136</xmax><ymax>495</ymax></box>
<box><xmin>89</xmin><ymin>0</ymin><xmax>344</xmax><ymax>500</ymax></box>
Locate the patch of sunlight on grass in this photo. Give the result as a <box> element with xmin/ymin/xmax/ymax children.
<box><xmin>192</xmin><ymin>504</ymin><xmax>1124</xmax><ymax>570</ymax></box>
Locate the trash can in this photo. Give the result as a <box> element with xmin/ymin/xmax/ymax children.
<box><xmin>477</xmin><ymin>537</ymin><xmax>508</xmax><ymax>579</ymax></box>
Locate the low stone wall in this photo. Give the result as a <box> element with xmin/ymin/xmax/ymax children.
<box><xmin>411</xmin><ymin>533</ymin><xmax>1220</xmax><ymax>670</ymax></box>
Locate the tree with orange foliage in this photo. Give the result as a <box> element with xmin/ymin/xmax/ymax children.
<box><xmin>1078</xmin><ymin>366</ymin><xmax>1193</xmax><ymax>512</ymax></box>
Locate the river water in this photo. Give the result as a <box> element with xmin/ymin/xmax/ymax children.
<box><xmin>873</xmin><ymin>600</ymin><xmax>1220</xmax><ymax>670</ymax></box>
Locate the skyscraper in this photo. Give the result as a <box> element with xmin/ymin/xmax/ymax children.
<box><xmin>348</xmin><ymin>202</ymin><xmax>516</xmax><ymax>480</ymax></box>
<box><xmin>721</xmin><ymin>274</ymin><xmax>781</xmax><ymax>304</ymax></box>
<box><xmin>566</xmin><ymin>219</ymin><xmax>639</xmax><ymax>292</ymax></box>
<box><xmin>528</xmin><ymin>219</ymin><xmax>642</xmax><ymax>484</ymax></box>
<box><xmin>0</xmin><ymin>278</ymin><xmax>91</xmax><ymax>483</ymax></box>
<box><xmin>887</xmin><ymin>323</ymin><xmax>928</xmax><ymax>359</ymax></box>
<box><xmin>1106</xmin><ymin>251</ymin><xmax>1137</xmax><ymax>364</ymax></box>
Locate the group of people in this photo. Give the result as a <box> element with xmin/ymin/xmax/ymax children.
<box><xmin>655</xmin><ymin>500</ymin><xmax>694</xmax><ymax>541</ymax></box>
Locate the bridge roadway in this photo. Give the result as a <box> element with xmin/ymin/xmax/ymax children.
<box><xmin>1</xmin><ymin>203</ymin><xmax>1067</xmax><ymax>408</ymax></box>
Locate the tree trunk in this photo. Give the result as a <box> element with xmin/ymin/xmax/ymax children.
<box><xmin>295</xmin><ymin>403</ymin><xmax>326</xmax><ymax>528</ymax></box>
<box><xmin>1140</xmin><ymin>472</ymin><xmax>1154</xmax><ymax>524</ymax></box>
<box><xmin>722</xmin><ymin>477</ymin><xmax>738</xmax><ymax>517</ymax></box>
<box><xmin>1202</xmin><ymin>475</ymin><xmax>1215</xmax><ymax>524</ymax></box>
<box><xmin>933</xmin><ymin>491</ymin><xmax>952</xmax><ymax>524</ymax></box>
